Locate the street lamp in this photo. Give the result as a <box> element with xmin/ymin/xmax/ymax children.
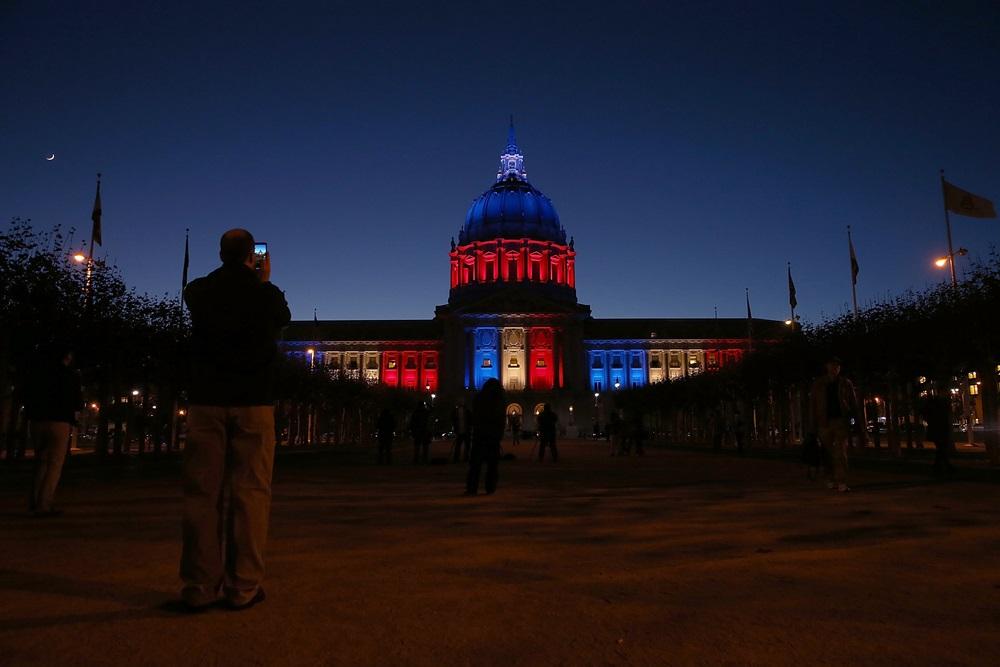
<box><xmin>72</xmin><ymin>253</ymin><xmax>86</xmax><ymax>263</ymax></box>
<box><xmin>430</xmin><ymin>392</ymin><xmax>436</xmax><ymax>407</ymax></box>
<box><xmin>614</xmin><ymin>380</ymin><xmax>621</xmax><ymax>390</ymax></box>
<box><xmin>933</xmin><ymin>247</ymin><xmax>968</xmax><ymax>283</ymax></box>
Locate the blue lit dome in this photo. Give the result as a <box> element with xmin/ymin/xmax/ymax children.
<box><xmin>458</xmin><ymin>122</ymin><xmax>567</xmax><ymax>245</ymax></box>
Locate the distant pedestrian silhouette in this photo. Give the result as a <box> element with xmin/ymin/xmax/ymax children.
<box><xmin>920</xmin><ymin>390</ymin><xmax>954</xmax><ymax>476</ymax></box>
<box><xmin>609</xmin><ymin>409</ymin><xmax>622</xmax><ymax>456</ymax></box>
<box><xmin>809</xmin><ymin>356</ymin><xmax>862</xmax><ymax>492</ymax></box>
<box><xmin>629</xmin><ymin>408</ymin><xmax>646</xmax><ymax>456</ymax></box>
<box><xmin>732</xmin><ymin>410</ymin><xmax>746</xmax><ymax>456</ymax></box>
<box><xmin>466</xmin><ymin>379</ymin><xmax>506</xmax><ymax>495</ymax></box>
<box><xmin>180</xmin><ymin>228</ymin><xmax>291</xmax><ymax>612</ymax></box>
<box><xmin>452</xmin><ymin>401</ymin><xmax>472</xmax><ymax>463</ymax></box>
<box><xmin>509</xmin><ymin>411</ymin><xmax>521</xmax><ymax>447</ymax></box>
<box><xmin>410</xmin><ymin>402</ymin><xmax>431</xmax><ymax>464</ymax></box>
<box><xmin>537</xmin><ymin>403</ymin><xmax>559</xmax><ymax>462</ymax></box>
<box><xmin>26</xmin><ymin>343</ymin><xmax>82</xmax><ymax>516</ymax></box>
<box><xmin>376</xmin><ymin>407</ymin><xmax>395</xmax><ymax>465</ymax></box>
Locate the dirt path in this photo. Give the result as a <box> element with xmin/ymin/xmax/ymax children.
<box><xmin>1</xmin><ymin>440</ymin><xmax>998</xmax><ymax>666</ymax></box>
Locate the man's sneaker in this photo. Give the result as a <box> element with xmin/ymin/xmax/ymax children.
<box><xmin>837</xmin><ymin>484</ymin><xmax>850</xmax><ymax>493</ymax></box>
<box><xmin>825</xmin><ymin>481</ymin><xmax>836</xmax><ymax>489</ymax></box>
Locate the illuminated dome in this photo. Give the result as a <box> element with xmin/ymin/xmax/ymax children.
<box><xmin>458</xmin><ymin>122</ymin><xmax>566</xmax><ymax>245</ymax></box>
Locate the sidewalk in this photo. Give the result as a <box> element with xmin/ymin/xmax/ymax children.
<box><xmin>2</xmin><ymin>440</ymin><xmax>1000</xmax><ymax>665</ymax></box>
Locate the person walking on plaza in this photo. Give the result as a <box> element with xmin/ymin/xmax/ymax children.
<box><xmin>809</xmin><ymin>356</ymin><xmax>862</xmax><ymax>492</ymax></box>
<box><xmin>409</xmin><ymin>402</ymin><xmax>431</xmax><ymax>464</ymax></box>
<box><xmin>376</xmin><ymin>407</ymin><xmax>395</xmax><ymax>465</ymax></box>
<box><xmin>608</xmin><ymin>409</ymin><xmax>622</xmax><ymax>456</ymax></box>
<box><xmin>465</xmin><ymin>378</ymin><xmax>506</xmax><ymax>495</ymax></box>
<box><xmin>26</xmin><ymin>343</ymin><xmax>82</xmax><ymax>516</ymax></box>
<box><xmin>920</xmin><ymin>389</ymin><xmax>954</xmax><ymax>477</ymax></box>
<box><xmin>451</xmin><ymin>401</ymin><xmax>472</xmax><ymax>463</ymax></box>
<box><xmin>537</xmin><ymin>403</ymin><xmax>559</xmax><ymax>462</ymax></box>
<box><xmin>181</xmin><ymin>229</ymin><xmax>291</xmax><ymax>612</ymax></box>
<box><xmin>509</xmin><ymin>411</ymin><xmax>521</xmax><ymax>447</ymax></box>
<box><xmin>732</xmin><ymin>410</ymin><xmax>746</xmax><ymax>456</ymax></box>
<box><xmin>629</xmin><ymin>408</ymin><xmax>646</xmax><ymax>456</ymax></box>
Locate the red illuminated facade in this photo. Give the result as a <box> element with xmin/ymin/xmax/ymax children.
<box><xmin>280</xmin><ymin>122</ymin><xmax>784</xmax><ymax>429</ymax></box>
<box><xmin>450</xmin><ymin>239</ymin><xmax>575</xmax><ymax>290</ymax></box>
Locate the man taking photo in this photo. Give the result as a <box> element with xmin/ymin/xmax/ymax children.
<box><xmin>180</xmin><ymin>229</ymin><xmax>290</xmax><ymax>612</ymax></box>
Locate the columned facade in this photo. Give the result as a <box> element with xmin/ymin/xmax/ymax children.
<box><xmin>281</xmin><ymin>122</ymin><xmax>785</xmax><ymax>432</ymax></box>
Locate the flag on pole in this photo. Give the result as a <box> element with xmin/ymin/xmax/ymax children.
<box><xmin>181</xmin><ymin>229</ymin><xmax>190</xmax><ymax>291</ymax></box>
<box><xmin>943</xmin><ymin>180</ymin><xmax>997</xmax><ymax>219</ymax></box>
<box><xmin>787</xmin><ymin>263</ymin><xmax>797</xmax><ymax>310</ymax></box>
<box><xmin>91</xmin><ymin>174</ymin><xmax>102</xmax><ymax>246</ymax></box>
<box><xmin>849</xmin><ymin>233</ymin><xmax>859</xmax><ymax>286</ymax></box>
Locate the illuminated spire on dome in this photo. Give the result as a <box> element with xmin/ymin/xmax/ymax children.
<box><xmin>496</xmin><ymin>115</ymin><xmax>526</xmax><ymax>181</ymax></box>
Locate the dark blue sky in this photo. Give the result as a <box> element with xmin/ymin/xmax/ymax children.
<box><xmin>4</xmin><ymin>1</ymin><xmax>999</xmax><ymax>323</ymax></box>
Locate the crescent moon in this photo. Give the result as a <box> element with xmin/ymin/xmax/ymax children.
<box><xmin>45</xmin><ymin>154</ymin><xmax>55</xmax><ymax>161</ymax></box>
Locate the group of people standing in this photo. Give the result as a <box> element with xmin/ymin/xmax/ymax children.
<box><xmin>808</xmin><ymin>355</ymin><xmax>956</xmax><ymax>492</ymax></box>
<box><xmin>372</xmin><ymin>392</ymin><xmax>562</xmax><ymax>495</ymax></box>
<box><xmin>606</xmin><ymin>409</ymin><xmax>646</xmax><ymax>457</ymax></box>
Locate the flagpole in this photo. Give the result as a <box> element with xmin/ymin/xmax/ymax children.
<box><xmin>88</xmin><ymin>173</ymin><xmax>99</xmax><ymax>264</ymax></box>
<box><xmin>86</xmin><ymin>173</ymin><xmax>101</xmax><ymax>305</ymax></box>
<box><xmin>787</xmin><ymin>261</ymin><xmax>796</xmax><ymax>324</ymax></box>
<box><xmin>181</xmin><ymin>228</ymin><xmax>190</xmax><ymax>309</ymax></box>
<box><xmin>745</xmin><ymin>288</ymin><xmax>753</xmax><ymax>353</ymax></box>
<box><xmin>848</xmin><ymin>226</ymin><xmax>859</xmax><ymax>318</ymax></box>
<box><xmin>940</xmin><ymin>169</ymin><xmax>958</xmax><ymax>288</ymax></box>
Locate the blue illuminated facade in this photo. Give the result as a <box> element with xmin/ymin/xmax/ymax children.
<box><xmin>281</xmin><ymin>121</ymin><xmax>785</xmax><ymax>430</ymax></box>
<box><xmin>471</xmin><ymin>327</ymin><xmax>499</xmax><ymax>389</ymax></box>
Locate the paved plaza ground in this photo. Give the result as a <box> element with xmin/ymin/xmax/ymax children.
<box><xmin>1</xmin><ymin>439</ymin><xmax>999</xmax><ymax>666</ymax></box>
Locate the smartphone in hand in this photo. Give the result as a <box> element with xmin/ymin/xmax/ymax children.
<box><xmin>254</xmin><ymin>242</ymin><xmax>268</xmax><ymax>271</ymax></box>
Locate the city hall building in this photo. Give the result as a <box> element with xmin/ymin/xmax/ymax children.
<box><xmin>282</xmin><ymin>124</ymin><xmax>784</xmax><ymax>429</ymax></box>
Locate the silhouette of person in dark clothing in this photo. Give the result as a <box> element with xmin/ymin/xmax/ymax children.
<box><xmin>26</xmin><ymin>343</ymin><xmax>82</xmax><ymax>516</ymax></box>
<box><xmin>733</xmin><ymin>410</ymin><xmax>746</xmax><ymax>456</ymax></box>
<box><xmin>509</xmin><ymin>411</ymin><xmax>521</xmax><ymax>446</ymax></box>
<box><xmin>410</xmin><ymin>402</ymin><xmax>431</xmax><ymax>464</ymax></box>
<box><xmin>920</xmin><ymin>391</ymin><xmax>954</xmax><ymax>476</ymax></box>
<box><xmin>537</xmin><ymin>403</ymin><xmax>559</xmax><ymax>462</ymax></box>
<box><xmin>376</xmin><ymin>407</ymin><xmax>395</xmax><ymax>464</ymax></box>
<box><xmin>466</xmin><ymin>379</ymin><xmax>505</xmax><ymax>495</ymax></box>
<box><xmin>609</xmin><ymin>409</ymin><xmax>622</xmax><ymax>455</ymax></box>
<box><xmin>451</xmin><ymin>401</ymin><xmax>472</xmax><ymax>463</ymax></box>
<box><xmin>180</xmin><ymin>228</ymin><xmax>291</xmax><ymax>612</ymax></box>
<box><xmin>629</xmin><ymin>408</ymin><xmax>646</xmax><ymax>456</ymax></box>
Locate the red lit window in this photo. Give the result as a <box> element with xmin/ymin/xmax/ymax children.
<box><xmin>529</xmin><ymin>349</ymin><xmax>553</xmax><ymax>390</ymax></box>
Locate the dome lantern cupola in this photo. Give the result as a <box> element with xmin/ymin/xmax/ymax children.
<box><xmin>458</xmin><ymin>120</ymin><xmax>566</xmax><ymax>246</ymax></box>
<box><xmin>449</xmin><ymin>121</ymin><xmax>577</xmax><ymax>305</ymax></box>
<box><xmin>497</xmin><ymin>116</ymin><xmax>526</xmax><ymax>182</ymax></box>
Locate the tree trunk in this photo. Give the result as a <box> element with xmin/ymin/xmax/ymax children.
<box><xmin>886</xmin><ymin>383</ymin><xmax>901</xmax><ymax>458</ymax></box>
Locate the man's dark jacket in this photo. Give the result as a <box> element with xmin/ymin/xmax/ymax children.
<box><xmin>537</xmin><ymin>409</ymin><xmax>558</xmax><ymax>440</ymax></box>
<box><xmin>184</xmin><ymin>263</ymin><xmax>291</xmax><ymax>406</ymax></box>
<box><xmin>25</xmin><ymin>362</ymin><xmax>83</xmax><ymax>424</ymax></box>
